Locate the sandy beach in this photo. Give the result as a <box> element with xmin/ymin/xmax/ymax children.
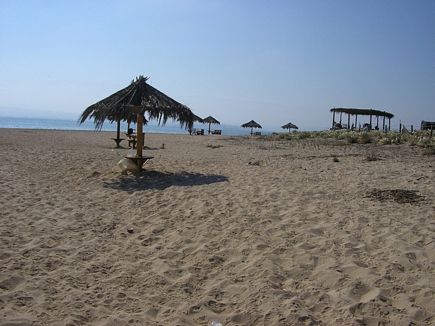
<box><xmin>0</xmin><ymin>129</ymin><xmax>434</xmax><ymax>325</ymax></box>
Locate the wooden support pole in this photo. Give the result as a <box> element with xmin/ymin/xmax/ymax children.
<box><xmin>116</xmin><ymin>119</ymin><xmax>121</xmax><ymax>140</ymax></box>
<box><xmin>332</xmin><ymin>111</ymin><xmax>336</xmax><ymax>128</ymax></box>
<box><xmin>388</xmin><ymin>118</ymin><xmax>391</xmax><ymax>131</ymax></box>
<box><xmin>383</xmin><ymin>116</ymin><xmax>386</xmax><ymax>132</ymax></box>
<box><xmin>376</xmin><ymin>116</ymin><xmax>379</xmax><ymax>129</ymax></box>
<box><xmin>136</xmin><ymin>111</ymin><xmax>144</xmax><ymax>157</ymax></box>
<box><xmin>369</xmin><ymin>115</ymin><xmax>372</xmax><ymax>130</ymax></box>
<box><xmin>347</xmin><ymin>113</ymin><xmax>351</xmax><ymax>129</ymax></box>
<box><xmin>355</xmin><ymin>114</ymin><xmax>358</xmax><ymax>130</ymax></box>
<box><xmin>339</xmin><ymin>112</ymin><xmax>342</xmax><ymax>124</ymax></box>
<box><xmin>208</xmin><ymin>122</ymin><xmax>211</xmax><ymax>135</ymax></box>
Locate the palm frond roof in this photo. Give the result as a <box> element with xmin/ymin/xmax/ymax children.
<box><xmin>281</xmin><ymin>122</ymin><xmax>298</xmax><ymax>129</ymax></box>
<box><xmin>241</xmin><ymin>120</ymin><xmax>262</xmax><ymax>128</ymax></box>
<box><xmin>203</xmin><ymin>116</ymin><xmax>220</xmax><ymax>124</ymax></box>
<box><xmin>79</xmin><ymin>76</ymin><xmax>195</xmax><ymax>130</ymax></box>
<box><xmin>330</xmin><ymin>108</ymin><xmax>394</xmax><ymax>119</ymax></box>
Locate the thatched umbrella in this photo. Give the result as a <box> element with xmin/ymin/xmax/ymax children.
<box><xmin>281</xmin><ymin>122</ymin><xmax>298</xmax><ymax>131</ymax></box>
<box><xmin>203</xmin><ymin>116</ymin><xmax>220</xmax><ymax>134</ymax></box>
<box><xmin>192</xmin><ymin>114</ymin><xmax>204</xmax><ymax>123</ymax></box>
<box><xmin>188</xmin><ymin>114</ymin><xmax>204</xmax><ymax>135</ymax></box>
<box><xmin>80</xmin><ymin>75</ymin><xmax>194</xmax><ymax>161</ymax></box>
<box><xmin>241</xmin><ymin>120</ymin><xmax>262</xmax><ymax>135</ymax></box>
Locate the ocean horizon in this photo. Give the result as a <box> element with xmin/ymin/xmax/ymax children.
<box><xmin>0</xmin><ymin>116</ymin><xmax>282</xmax><ymax>136</ymax></box>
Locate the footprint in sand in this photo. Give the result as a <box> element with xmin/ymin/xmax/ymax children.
<box><xmin>187</xmin><ymin>304</ymin><xmax>202</xmax><ymax>314</ymax></box>
<box><xmin>348</xmin><ymin>281</ymin><xmax>382</xmax><ymax>303</ymax></box>
<box><xmin>360</xmin><ymin>288</ymin><xmax>382</xmax><ymax>303</ymax></box>
<box><xmin>163</xmin><ymin>268</ymin><xmax>185</xmax><ymax>279</ymax></box>
<box><xmin>204</xmin><ymin>299</ymin><xmax>226</xmax><ymax>313</ymax></box>
<box><xmin>141</xmin><ymin>236</ymin><xmax>159</xmax><ymax>246</ymax></box>
<box><xmin>0</xmin><ymin>275</ymin><xmax>25</xmax><ymax>290</ymax></box>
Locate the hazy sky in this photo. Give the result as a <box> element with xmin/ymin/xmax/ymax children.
<box><xmin>1</xmin><ymin>0</ymin><xmax>434</xmax><ymax>130</ymax></box>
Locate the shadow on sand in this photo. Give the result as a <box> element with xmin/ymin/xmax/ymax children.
<box><xmin>104</xmin><ymin>170</ymin><xmax>229</xmax><ymax>191</ymax></box>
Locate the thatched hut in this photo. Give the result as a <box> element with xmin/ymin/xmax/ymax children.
<box><xmin>421</xmin><ymin>121</ymin><xmax>435</xmax><ymax>130</ymax></box>
<box><xmin>188</xmin><ymin>114</ymin><xmax>204</xmax><ymax>135</ymax></box>
<box><xmin>203</xmin><ymin>116</ymin><xmax>220</xmax><ymax>134</ymax></box>
<box><xmin>80</xmin><ymin>76</ymin><xmax>195</xmax><ymax>168</ymax></box>
<box><xmin>242</xmin><ymin>120</ymin><xmax>262</xmax><ymax>135</ymax></box>
<box><xmin>330</xmin><ymin>108</ymin><xmax>394</xmax><ymax>131</ymax></box>
<box><xmin>281</xmin><ymin>122</ymin><xmax>299</xmax><ymax>131</ymax></box>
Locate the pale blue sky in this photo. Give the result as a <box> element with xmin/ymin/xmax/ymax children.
<box><xmin>0</xmin><ymin>0</ymin><xmax>434</xmax><ymax>130</ymax></box>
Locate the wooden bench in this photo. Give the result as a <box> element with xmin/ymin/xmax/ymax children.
<box><xmin>254</xmin><ymin>131</ymin><xmax>261</xmax><ymax>136</ymax></box>
<box><xmin>125</xmin><ymin>155</ymin><xmax>154</xmax><ymax>170</ymax></box>
<box><xmin>211</xmin><ymin>129</ymin><xmax>222</xmax><ymax>135</ymax></box>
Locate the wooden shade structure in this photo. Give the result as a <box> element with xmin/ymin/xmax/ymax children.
<box><xmin>330</xmin><ymin>108</ymin><xmax>394</xmax><ymax>131</ymax></box>
<box><xmin>241</xmin><ymin>120</ymin><xmax>262</xmax><ymax>135</ymax></box>
<box><xmin>281</xmin><ymin>122</ymin><xmax>299</xmax><ymax>131</ymax></box>
<box><xmin>202</xmin><ymin>116</ymin><xmax>220</xmax><ymax>134</ymax></box>
<box><xmin>188</xmin><ymin>114</ymin><xmax>204</xmax><ymax>134</ymax></box>
<box><xmin>192</xmin><ymin>114</ymin><xmax>204</xmax><ymax>123</ymax></box>
<box><xmin>421</xmin><ymin>120</ymin><xmax>435</xmax><ymax>130</ymax></box>
<box><xmin>421</xmin><ymin>120</ymin><xmax>435</xmax><ymax>137</ymax></box>
<box><xmin>80</xmin><ymin>76</ymin><xmax>195</xmax><ymax>161</ymax></box>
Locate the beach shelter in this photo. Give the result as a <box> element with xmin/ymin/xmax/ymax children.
<box><xmin>188</xmin><ymin>114</ymin><xmax>204</xmax><ymax>134</ymax></box>
<box><xmin>281</xmin><ymin>122</ymin><xmax>299</xmax><ymax>131</ymax></box>
<box><xmin>192</xmin><ymin>114</ymin><xmax>204</xmax><ymax>123</ymax></box>
<box><xmin>79</xmin><ymin>75</ymin><xmax>195</xmax><ymax>168</ymax></box>
<box><xmin>330</xmin><ymin>108</ymin><xmax>394</xmax><ymax>131</ymax></box>
<box><xmin>241</xmin><ymin>120</ymin><xmax>262</xmax><ymax>135</ymax></box>
<box><xmin>203</xmin><ymin>116</ymin><xmax>220</xmax><ymax>134</ymax></box>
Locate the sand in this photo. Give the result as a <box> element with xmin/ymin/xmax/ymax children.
<box><xmin>0</xmin><ymin>129</ymin><xmax>434</xmax><ymax>325</ymax></box>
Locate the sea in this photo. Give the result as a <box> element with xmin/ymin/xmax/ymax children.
<box><xmin>0</xmin><ymin>116</ymin><xmax>278</xmax><ymax>136</ymax></box>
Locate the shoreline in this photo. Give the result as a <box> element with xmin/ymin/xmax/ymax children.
<box><xmin>0</xmin><ymin>116</ymin><xmax>279</xmax><ymax>136</ymax></box>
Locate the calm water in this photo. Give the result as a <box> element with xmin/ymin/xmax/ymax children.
<box><xmin>0</xmin><ymin>116</ymin><xmax>268</xmax><ymax>136</ymax></box>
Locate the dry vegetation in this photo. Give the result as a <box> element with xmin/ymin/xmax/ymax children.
<box><xmin>367</xmin><ymin>189</ymin><xmax>425</xmax><ymax>204</ymax></box>
<box><xmin>267</xmin><ymin>130</ymin><xmax>435</xmax><ymax>155</ymax></box>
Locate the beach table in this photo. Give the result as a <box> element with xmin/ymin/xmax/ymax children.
<box><xmin>112</xmin><ymin>137</ymin><xmax>124</xmax><ymax>147</ymax></box>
